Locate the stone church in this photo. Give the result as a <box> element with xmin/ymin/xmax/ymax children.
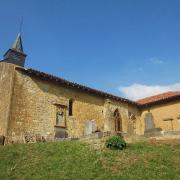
<box><xmin>0</xmin><ymin>34</ymin><xmax>180</xmax><ymax>143</ymax></box>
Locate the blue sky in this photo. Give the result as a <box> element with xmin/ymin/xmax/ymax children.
<box><xmin>0</xmin><ymin>0</ymin><xmax>180</xmax><ymax>99</ymax></box>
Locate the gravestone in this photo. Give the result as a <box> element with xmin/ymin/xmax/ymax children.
<box><xmin>85</xmin><ymin>120</ymin><xmax>97</xmax><ymax>135</ymax></box>
<box><xmin>91</xmin><ymin>120</ymin><xmax>96</xmax><ymax>133</ymax></box>
<box><xmin>144</xmin><ymin>112</ymin><xmax>155</xmax><ymax>130</ymax></box>
<box><xmin>127</xmin><ymin>121</ymin><xmax>135</xmax><ymax>135</ymax></box>
<box><xmin>54</xmin><ymin>127</ymin><xmax>68</xmax><ymax>138</ymax></box>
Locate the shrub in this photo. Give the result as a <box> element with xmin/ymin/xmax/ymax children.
<box><xmin>105</xmin><ymin>136</ymin><xmax>126</xmax><ymax>150</ymax></box>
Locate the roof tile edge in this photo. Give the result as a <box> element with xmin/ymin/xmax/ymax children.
<box><xmin>15</xmin><ymin>67</ymin><xmax>138</xmax><ymax>106</ymax></box>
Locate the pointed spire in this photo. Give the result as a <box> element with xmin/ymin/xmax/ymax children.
<box><xmin>2</xmin><ymin>33</ymin><xmax>27</xmax><ymax>67</ymax></box>
<box><xmin>12</xmin><ymin>33</ymin><xmax>24</xmax><ymax>52</ymax></box>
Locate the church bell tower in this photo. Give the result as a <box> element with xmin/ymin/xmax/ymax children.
<box><xmin>2</xmin><ymin>33</ymin><xmax>27</xmax><ymax>67</ymax></box>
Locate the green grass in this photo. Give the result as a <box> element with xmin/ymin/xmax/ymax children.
<box><xmin>0</xmin><ymin>140</ymin><xmax>179</xmax><ymax>180</ymax></box>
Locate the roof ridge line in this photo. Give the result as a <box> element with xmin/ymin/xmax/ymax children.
<box><xmin>15</xmin><ymin>66</ymin><xmax>138</xmax><ymax>106</ymax></box>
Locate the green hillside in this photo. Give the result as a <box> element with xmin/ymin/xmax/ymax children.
<box><xmin>0</xmin><ymin>140</ymin><xmax>179</xmax><ymax>180</ymax></box>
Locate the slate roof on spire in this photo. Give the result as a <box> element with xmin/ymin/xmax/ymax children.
<box><xmin>12</xmin><ymin>33</ymin><xmax>24</xmax><ymax>52</ymax></box>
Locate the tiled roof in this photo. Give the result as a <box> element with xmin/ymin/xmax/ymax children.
<box><xmin>15</xmin><ymin>67</ymin><xmax>180</xmax><ymax>108</ymax></box>
<box><xmin>137</xmin><ymin>91</ymin><xmax>180</xmax><ymax>107</ymax></box>
<box><xmin>16</xmin><ymin>67</ymin><xmax>138</xmax><ymax>106</ymax></box>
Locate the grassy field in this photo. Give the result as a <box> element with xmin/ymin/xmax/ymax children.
<box><xmin>0</xmin><ymin>139</ymin><xmax>179</xmax><ymax>180</ymax></box>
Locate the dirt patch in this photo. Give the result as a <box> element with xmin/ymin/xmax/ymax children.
<box><xmin>148</xmin><ymin>138</ymin><xmax>180</xmax><ymax>145</ymax></box>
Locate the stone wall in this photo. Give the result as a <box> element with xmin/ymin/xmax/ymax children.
<box><xmin>5</xmin><ymin>66</ymin><xmax>141</xmax><ymax>142</ymax></box>
<box><xmin>140</xmin><ymin>100</ymin><xmax>180</xmax><ymax>134</ymax></box>
<box><xmin>4</xmin><ymin>63</ymin><xmax>180</xmax><ymax>142</ymax></box>
<box><xmin>7</xmin><ymin>69</ymin><xmax>106</xmax><ymax>142</ymax></box>
<box><xmin>0</xmin><ymin>63</ymin><xmax>15</xmax><ymax>136</ymax></box>
<box><xmin>103</xmin><ymin>99</ymin><xmax>140</xmax><ymax>135</ymax></box>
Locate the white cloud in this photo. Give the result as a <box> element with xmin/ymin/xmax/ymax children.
<box><xmin>149</xmin><ymin>57</ymin><xmax>164</xmax><ymax>65</ymax></box>
<box><xmin>119</xmin><ymin>83</ymin><xmax>180</xmax><ymax>100</ymax></box>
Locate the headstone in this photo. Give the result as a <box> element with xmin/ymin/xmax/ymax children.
<box><xmin>144</xmin><ymin>112</ymin><xmax>155</xmax><ymax>130</ymax></box>
<box><xmin>54</xmin><ymin>127</ymin><xmax>68</xmax><ymax>138</ymax></box>
<box><xmin>85</xmin><ymin>121</ymin><xmax>92</xmax><ymax>135</ymax></box>
<box><xmin>91</xmin><ymin>120</ymin><xmax>97</xmax><ymax>133</ymax></box>
<box><xmin>127</xmin><ymin>121</ymin><xmax>135</xmax><ymax>135</ymax></box>
<box><xmin>85</xmin><ymin>120</ymin><xmax>97</xmax><ymax>135</ymax></box>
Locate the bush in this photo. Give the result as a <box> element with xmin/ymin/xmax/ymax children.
<box><xmin>105</xmin><ymin>136</ymin><xmax>126</xmax><ymax>150</ymax></box>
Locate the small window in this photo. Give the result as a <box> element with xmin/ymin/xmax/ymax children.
<box><xmin>69</xmin><ymin>99</ymin><xmax>73</xmax><ymax>116</ymax></box>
